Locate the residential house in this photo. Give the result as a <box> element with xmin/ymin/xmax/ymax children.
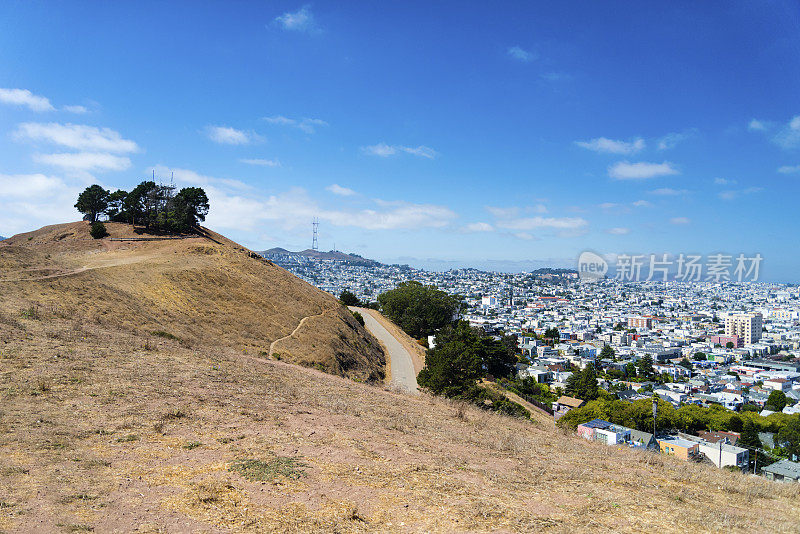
<box><xmin>658</xmin><ymin>437</ymin><xmax>700</xmax><ymax>460</ymax></box>
<box><xmin>762</xmin><ymin>459</ymin><xmax>800</xmax><ymax>483</ymax></box>
<box><xmin>553</xmin><ymin>395</ymin><xmax>584</xmax><ymax>419</ymax></box>
<box><xmin>577</xmin><ymin>419</ymin><xmax>631</xmax><ymax>445</ymax></box>
<box><xmin>629</xmin><ymin>429</ymin><xmax>658</xmax><ymax>450</ymax></box>
<box><xmin>697</xmin><ymin>441</ymin><xmax>749</xmax><ymax>470</ymax></box>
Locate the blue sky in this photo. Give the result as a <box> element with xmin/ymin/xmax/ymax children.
<box><xmin>1</xmin><ymin>1</ymin><xmax>800</xmax><ymax>280</ymax></box>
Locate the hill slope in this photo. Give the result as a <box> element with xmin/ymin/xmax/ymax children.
<box><xmin>0</xmin><ymin>221</ymin><xmax>384</xmax><ymax>381</ymax></box>
<box><xmin>0</xmin><ymin>223</ymin><xmax>798</xmax><ymax>532</ymax></box>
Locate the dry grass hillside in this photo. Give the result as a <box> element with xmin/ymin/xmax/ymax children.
<box><xmin>0</xmin><ymin>223</ymin><xmax>799</xmax><ymax>533</ymax></box>
<box><xmin>0</xmin><ymin>221</ymin><xmax>384</xmax><ymax>381</ymax></box>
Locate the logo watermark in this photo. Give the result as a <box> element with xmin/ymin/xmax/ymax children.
<box><xmin>577</xmin><ymin>252</ymin><xmax>763</xmax><ymax>282</ymax></box>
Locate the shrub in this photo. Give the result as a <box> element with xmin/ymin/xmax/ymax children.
<box><xmin>229</xmin><ymin>456</ymin><xmax>306</xmax><ymax>481</ymax></box>
<box><xmin>352</xmin><ymin>311</ymin><xmax>365</xmax><ymax>326</ymax></box>
<box><xmin>90</xmin><ymin>221</ymin><xmax>108</xmax><ymax>239</ymax></box>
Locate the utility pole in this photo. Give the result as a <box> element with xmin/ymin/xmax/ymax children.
<box><xmin>652</xmin><ymin>396</ymin><xmax>657</xmax><ymax>437</ymax></box>
<box><xmin>754</xmin><ymin>449</ymin><xmax>758</xmax><ymax>475</ymax></box>
<box><xmin>719</xmin><ymin>439</ymin><xmax>723</xmax><ymax>469</ymax></box>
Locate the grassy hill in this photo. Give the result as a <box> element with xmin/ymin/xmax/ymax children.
<box><xmin>0</xmin><ymin>222</ymin><xmax>385</xmax><ymax>381</ymax></box>
<box><xmin>0</xmin><ymin>223</ymin><xmax>798</xmax><ymax>532</ymax></box>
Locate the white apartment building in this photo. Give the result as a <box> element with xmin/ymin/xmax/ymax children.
<box><xmin>725</xmin><ymin>312</ymin><xmax>763</xmax><ymax>344</ymax></box>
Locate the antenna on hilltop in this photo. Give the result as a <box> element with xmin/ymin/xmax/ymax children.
<box><xmin>312</xmin><ymin>218</ymin><xmax>319</xmax><ymax>251</ymax></box>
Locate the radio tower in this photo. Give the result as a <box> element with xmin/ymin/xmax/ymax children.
<box><xmin>311</xmin><ymin>218</ymin><xmax>319</xmax><ymax>251</ymax></box>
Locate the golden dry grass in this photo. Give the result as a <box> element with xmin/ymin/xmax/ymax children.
<box><xmin>0</xmin><ymin>221</ymin><xmax>384</xmax><ymax>382</ymax></box>
<box><xmin>0</xmin><ymin>223</ymin><xmax>799</xmax><ymax>533</ymax></box>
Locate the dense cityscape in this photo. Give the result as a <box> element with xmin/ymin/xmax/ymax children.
<box><xmin>265</xmin><ymin>249</ymin><xmax>800</xmax><ymax>482</ymax></box>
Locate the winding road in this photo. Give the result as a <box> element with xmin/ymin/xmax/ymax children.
<box><xmin>350</xmin><ymin>307</ymin><xmax>419</xmax><ymax>395</ymax></box>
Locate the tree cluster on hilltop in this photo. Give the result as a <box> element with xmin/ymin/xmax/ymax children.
<box><xmin>75</xmin><ymin>182</ymin><xmax>209</xmax><ymax>234</ymax></box>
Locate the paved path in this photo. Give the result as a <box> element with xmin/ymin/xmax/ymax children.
<box><xmin>351</xmin><ymin>307</ymin><xmax>419</xmax><ymax>395</ymax></box>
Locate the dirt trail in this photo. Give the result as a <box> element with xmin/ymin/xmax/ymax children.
<box><xmin>268</xmin><ymin>307</ymin><xmax>336</xmax><ymax>356</ymax></box>
<box><xmin>0</xmin><ymin>254</ymin><xmax>150</xmax><ymax>283</ymax></box>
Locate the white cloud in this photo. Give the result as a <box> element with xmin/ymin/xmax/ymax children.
<box><xmin>239</xmin><ymin>158</ymin><xmax>280</xmax><ymax>167</ymax></box>
<box><xmin>514</xmin><ymin>232</ymin><xmax>536</xmax><ymax>240</ymax></box>
<box><xmin>670</xmin><ymin>217</ymin><xmax>690</xmax><ymax>225</ymax></box>
<box><xmin>0</xmin><ymin>173</ymin><xmax>68</xmax><ymax>198</ymax></box>
<box><xmin>14</xmin><ymin>122</ymin><xmax>139</xmax><ymax>153</ymax></box>
<box><xmin>0</xmin><ymin>88</ymin><xmax>54</xmax><ymax>112</ymax></box>
<box><xmin>362</xmin><ymin>143</ymin><xmax>437</xmax><ymax>159</ymax></box>
<box><xmin>576</xmin><ymin>137</ymin><xmax>645</xmax><ymax>155</ymax></box>
<box><xmin>718</xmin><ymin>187</ymin><xmax>763</xmax><ymax>201</ymax></box>
<box><xmin>607</xmin><ymin>227</ymin><xmax>630</xmax><ymax>235</ymax></box>
<box><xmin>262</xmin><ymin>115</ymin><xmax>328</xmax><ymax>134</ymax></box>
<box><xmin>34</xmin><ymin>152</ymin><xmax>131</xmax><ymax>172</ymax></box>
<box><xmin>713</xmin><ymin>177</ymin><xmax>736</xmax><ymax>185</ymax></box>
<box><xmin>632</xmin><ymin>199</ymin><xmax>652</xmax><ymax>207</ymax></box>
<box><xmin>599</xmin><ymin>202</ymin><xmax>619</xmax><ymax>210</ymax></box>
<box><xmin>773</xmin><ymin>115</ymin><xmax>800</xmax><ymax>148</ymax></box>
<box><xmin>507</xmin><ymin>46</ymin><xmax>536</xmax><ymax>62</ymax></box>
<box><xmin>657</xmin><ymin>130</ymin><xmax>693</xmax><ymax>150</ymax></box>
<box><xmin>152</xmin><ymin>166</ymin><xmax>251</xmax><ymax>191</ymax></box>
<box><xmin>326</xmin><ymin>184</ymin><xmax>356</xmax><ymax>196</ymax></box>
<box><xmin>205</xmin><ymin>125</ymin><xmax>255</xmax><ymax>145</ymax></box>
<box><xmin>609</xmin><ymin>161</ymin><xmax>679</xmax><ymax>180</ymax></box>
<box><xmin>649</xmin><ymin>187</ymin><xmax>688</xmax><ymax>196</ymax></box>
<box><xmin>63</xmin><ymin>105</ymin><xmax>88</xmax><ymax>114</ymax></box>
<box><xmin>486</xmin><ymin>206</ymin><xmax>519</xmax><ymax>219</ymax></box>
<box><xmin>0</xmin><ymin>173</ymin><xmax>81</xmax><ymax>235</ymax></box>
<box><xmin>464</xmin><ymin>222</ymin><xmax>493</xmax><ymax>232</ymax></box>
<box><xmin>274</xmin><ymin>6</ymin><xmax>316</xmax><ymax>32</ymax></box>
<box><xmin>748</xmin><ymin>119</ymin><xmax>768</xmax><ymax>131</ymax></box>
<box><xmin>778</xmin><ymin>165</ymin><xmax>800</xmax><ymax>174</ymax></box>
<box><xmin>496</xmin><ymin>216</ymin><xmax>588</xmax><ymax>231</ymax></box>
<box><xmin>153</xmin><ymin>167</ymin><xmax>455</xmax><ymax>233</ymax></box>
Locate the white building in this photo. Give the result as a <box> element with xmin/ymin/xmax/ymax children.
<box><xmin>697</xmin><ymin>441</ymin><xmax>749</xmax><ymax>469</ymax></box>
<box><xmin>725</xmin><ymin>312</ymin><xmax>763</xmax><ymax>345</ymax></box>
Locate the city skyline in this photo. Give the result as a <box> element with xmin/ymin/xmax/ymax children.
<box><xmin>2</xmin><ymin>2</ymin><xmax>800</xmax><ymax>280</ymax></box>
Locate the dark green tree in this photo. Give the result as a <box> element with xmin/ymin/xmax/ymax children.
<box><xmin>766</xmin><ymin>390</ymin><xmax>788</xmax><ymax>412</ymax></box>
<box><xmin>417</xmin><ymin>322</ymin><xmax>485</xmax><ymax>397</ymax></box>
<box><xmin>417</xmin><ymin>321</ymin><xmax>517</xmax><ymax>398</ymax></box>
<box><xmin>581</xmin><ymin>363</ymin><xmax>599</xmax><ymax>401</ymax></box>
<box><xmin>544</xmin><ymin>327</ymin><xmax>560</xmax><ymax>342</ymax></box>
<box><xmin>564</xmin><ymin>368</ymin><xmax>583</xmax><ymax>398</ymax></box>
<box><xmin>339</xmin><ymin>290</ymin><xmax>361</xmax><ymax>307</ymax></box>
<box><xmin>599</xmin><ymin>345</ymin><xmax>615</xmax><ymax>360</ymax></box>
<box><xmin>776</xmin><ymin>416</ymin><xmax>800</xmax><ymax>460</ymax></box>
<box><xmin>173</xmin><ymin>187</ymin><xmax>210</xmax><ymax>230</ymax></box>
<box><xmin>637</xmin><ymin>354</ymin><xmax>655</xmax><ymax>380</ymax></box>
<box><xmin>377</xmin><ymin>281</ymin><xmax>461</xmax><ymax>338</ymax></box>
<box><xmin>75</xmin><ymin>185</ymin><xmax>109</xmax><ymax>222</ymax></box>
<box><xmin>105</xmin><ymin>190</ymin><xmax>129</xmax><ymax>221</ymax></box>
<box><xmin>624</xmin><ymin>361</ymin><xmax>637</xmax><ymax>379</ymax></box>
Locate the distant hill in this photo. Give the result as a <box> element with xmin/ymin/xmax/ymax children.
<box><xmin>260</xmin><ymin>247</ymin><xmax>380</xmax><ymax>266</ymax></box>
